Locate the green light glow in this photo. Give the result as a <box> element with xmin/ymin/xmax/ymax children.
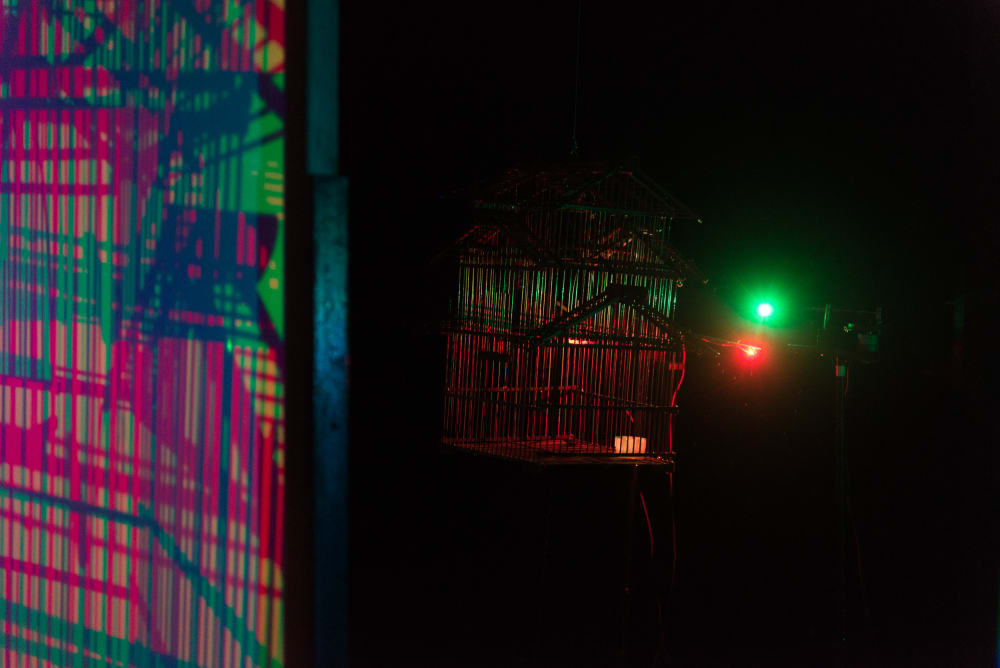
<box><xmin>757</xmin><ymin>302</ymin><xmax>774</xmax><ymax>318</ymax></box>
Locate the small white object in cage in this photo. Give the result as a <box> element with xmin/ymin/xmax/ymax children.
<box><xmin>614</xmin><ymin>436</ymin><xmax>647</xmax><ymax>454</ymax></box>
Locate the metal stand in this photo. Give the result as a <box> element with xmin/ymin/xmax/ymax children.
<box><xmin>795</xmin><ymin>303</ymin><xmax>882</xmax><ymax>666</ymax></box>
<box><xmin>532</xmin><ymin>480</ymin><xmax>555</xmax><ymax>667</ymax></box>
<box><xmin>620</xmin><ymin>464</ymin><xmax>640</xmax><ymax>666</ymax></box>
<box><xmin>529</xmin><ymin>457</ymin><xmax>674</xmax><ymax>667</ymax></box>
<box><xmin>834</xmin><ymin>356</ymin><xmax>848</xmax><ymax>666</ymax></box>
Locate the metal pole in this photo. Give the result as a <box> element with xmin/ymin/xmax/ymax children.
<box><xmin>533</xmin><ymin>474</ymin><xmax>554</xmax><ymax>667</ymax></box>
<box><xmin>621</xmin><ymin>464</ymin><xmax>639</xmax><ymax>666</ymax></box>
<box><xmin>834</xmin><ymin>355</ymin><xmax>848</xmax><ymax>665</ymax></box>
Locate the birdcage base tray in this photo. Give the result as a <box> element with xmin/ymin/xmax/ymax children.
<box><xmin>441</xmin><ymin>437</ymin><xmax>675</xmax><ymax>470</ymax></box>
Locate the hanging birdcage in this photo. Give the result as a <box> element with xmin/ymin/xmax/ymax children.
<box><xmin>439</xmin><ymin>162</ymin><xmax>703</xmax><ymax>464</ymax></box>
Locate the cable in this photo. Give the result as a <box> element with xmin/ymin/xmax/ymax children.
<box><xmin>669</xmin><ymin>344</ymin><xmax>687</xmax><ymax>411</ymax></box>
<box><xmin>668</xmin><ymin>343</ymin><xmax>686</xmax><ymax>453</ymax></box>
<box><xmin>639</xmin><ymin>491</ymin><xmax>654</xmax><ymax>559</ymax></box>
<box><xmin>667</xmin><ymin>344</ymin><xmax>684</xmax><ymax>591</ymax></box>
<box><xmin>668</xmin><ymin>474</ymin><xmax>677</xmax><ymax>594</ymax></box>
<box><xmin>649</xmin><ymin>341</ymin><xmax>686</xmax><ymax>666</ymax></box>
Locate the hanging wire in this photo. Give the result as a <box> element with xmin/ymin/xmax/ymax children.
<box><xmin>651</xmin><ymin>342</ymin><xmax>687</xmax><ymax>666</ymax></box>
<box><xmin>668</xmin><ymin>343</ymin><xmax>687</xmax><ymax>453</ymax></box>
<box><xmin>639</xmin><ymin>491</ymin><xmax>654</xmax><ymax>559</ymax></box>
<box><xmin>570</xmin><ymin>0</ymin><xmax>582</xmax><ymax>157</ymax></box>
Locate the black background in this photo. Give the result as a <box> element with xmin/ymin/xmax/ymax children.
<box><xmin>340</xmin><ymin>2</ymin><xmax>999</xmax><ymax>665</ymax></box>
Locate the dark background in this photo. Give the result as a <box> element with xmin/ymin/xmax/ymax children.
<box><xmin>339</xmin><ymin>2</ymin><xmax>999</xmax><ymax>666</ymax></box>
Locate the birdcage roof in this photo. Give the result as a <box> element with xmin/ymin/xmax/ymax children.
<box><xmin>432</xmin><ymin>208</ymin><xmax>707</xmax><ymax>284</ymax></box>
<box><xmin>469</xmin><ymin>161</ymin><xmax>702</xmax><ymax>221</ymax></box>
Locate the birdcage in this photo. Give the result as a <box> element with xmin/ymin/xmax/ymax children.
<box><xmin>439</xmin><ymin>162</ymin><xmax>702</xmax><ymax>464</ymax></box>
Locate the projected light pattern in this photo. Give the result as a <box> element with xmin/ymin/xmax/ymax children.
<box><xmin>0</xmin><ymin>1</ymin><xmax>285</xmax><ymax>667</ymax></box>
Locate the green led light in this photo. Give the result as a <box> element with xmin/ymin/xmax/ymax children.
<box><xmin>756</xmin><ymin>302</ymin><xmax>774</xmax><ymax>318</ymax></box>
